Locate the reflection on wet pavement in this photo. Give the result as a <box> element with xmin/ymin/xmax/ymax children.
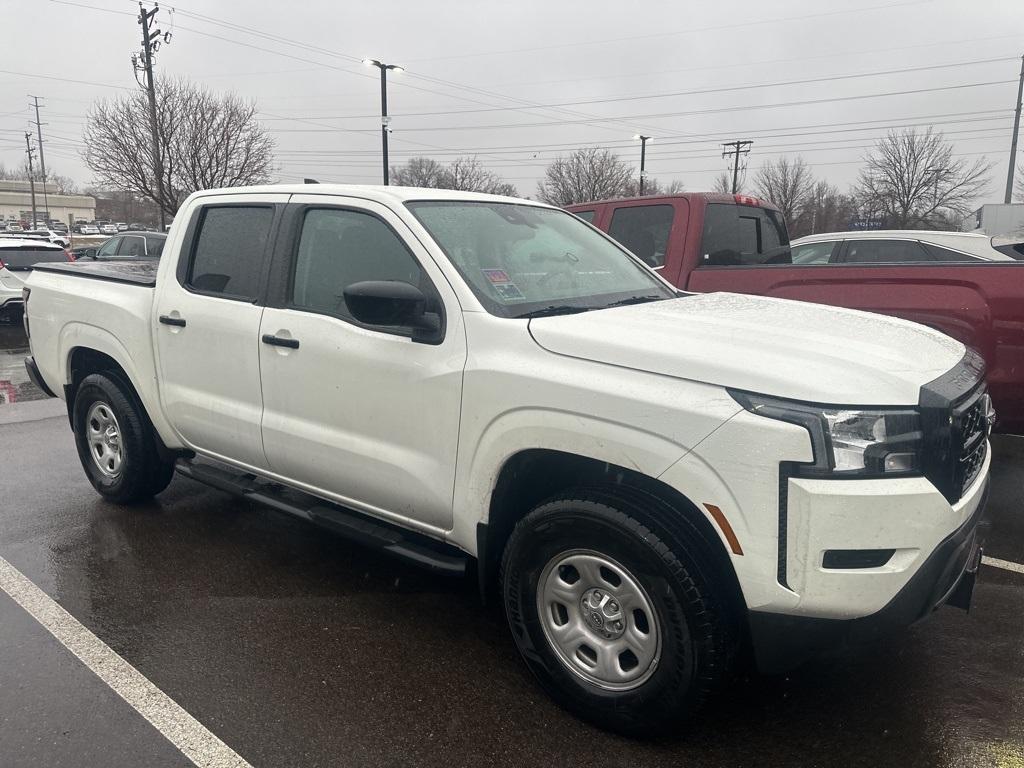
<box><xmin>0</xmin><ymin>323</ymin><xmax>44</xmax><ymax>405</ymax></box>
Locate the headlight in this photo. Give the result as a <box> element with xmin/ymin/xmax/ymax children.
<box><xmin>730</xmin><ymin>390</ymin><xmax>923</xmax><ymax>478</ymax></box>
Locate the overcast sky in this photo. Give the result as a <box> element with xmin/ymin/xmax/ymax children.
<box><xmin>1</xmin><ymin>0</ymin><xmax>1022</xmax><ymax>199</ymax></box>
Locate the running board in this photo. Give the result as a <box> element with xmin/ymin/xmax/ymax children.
<box><xmin>175</xmin><ymin>460</ymin><xmax>468</xmax><ymax>576</ymax></box>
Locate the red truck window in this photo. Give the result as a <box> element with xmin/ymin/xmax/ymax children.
<box><xmin>607</xmin><ymin>204</ymin><xmax>674</xmax><ymax>268</ymax></box>
<box><xmin>700</xmin><ymin>204</ymin><xmax>789</xmax><ymax>267</ymax></box>
<box><xmin>573</xmin><ymin>210</ymin><xmax>596</xmax><ymax>224</ymax></box>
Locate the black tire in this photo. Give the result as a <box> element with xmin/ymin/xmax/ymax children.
<box><xmin>500</xmin><ymin>487</ymin><xmax>736</xmax><ymax>735</ymax></box>
<box><xmin>72</xmin><ymin>372</ymin><xmax>175</xmax><ymax>504</ymax></box>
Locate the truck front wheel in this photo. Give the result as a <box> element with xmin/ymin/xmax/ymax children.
<box><xmin>72</xmin><ymin>373</ymin><xmax>175</xmax><ymax>504</ymax></box>
<box><xmin>500</xmin><ymin>489</ymin><xmax>734</xmax><ymax>735</ymax></box>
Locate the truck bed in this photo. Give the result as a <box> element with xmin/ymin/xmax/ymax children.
<box><xmin>32</xmin><ymin>260</ymin><xmax>158</xmax><ymax>287</ymax></box>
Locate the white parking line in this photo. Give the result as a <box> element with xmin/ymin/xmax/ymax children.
<box><xmin>0</xmin><ymin>555</ymin><xmax>253</xmax><ymax>768</ymax></box>
<box><xmin>982</xmin><ymin>555</ymin><xmax>1024</xmax><ymax>575</ymax></box>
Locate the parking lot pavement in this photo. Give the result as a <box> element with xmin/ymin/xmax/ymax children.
<box><xmin>1</xmin><ymin>327</ymin><xmax>1022</xmax><ymax>768</ymax></box>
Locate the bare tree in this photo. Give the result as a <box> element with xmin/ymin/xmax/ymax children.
<box><xmin>625</xmin><ymin>177</ymin><xmax>685</xmax><ymax>197</ymax></box>
<box><xmin>390</xmin><ymin>157</ymin><xmax>445</xmax><ymax>187</ymax></box>
<box><xmin>389</xmin><ymin>156</ymin><xmax>517</xmax><ymax>195</ymax></box>
<box><xmin>536</xmin><ymin>148</ymin><xmax>635</xmax><ymax>206</ymax></box>
<box><xmin>0</xmin><ymin>162</ymin><xmax>78</xmax><ymax>194</ymax></box>
<box><xmin>855</xmin><ymin>128</ymin><xmax>991</xmax><ymax>229</ymax></box>
<box><xmin>440</xmin><ymin>156</ymin><xmax>517</xmax><ymax>195</ymax></box>
<box><xmin>712</xmin><ymin>171</ymin><xmax>746</xmax><ymax>194</ymax></box>
<box><xmin>754</xmin><ymin>156</ymin><xmax>814</xmax><ymax>223</ymax></box>
<box><xmin>790</xmin><ymin>181</ymin><xmax>857</xmax><ymax>238</ymax></box>
<box><xmin>84</xmin><ymin>78</ymin><xmax>275</xmax><ymax>219</ymax></box>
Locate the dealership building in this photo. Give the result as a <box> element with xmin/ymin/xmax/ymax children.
<box><xmin>0</xmin><ymin>179</ymin><xmax>95</xmax><ymax>225</ymax></box>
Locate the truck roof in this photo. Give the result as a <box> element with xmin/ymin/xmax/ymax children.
<box><xmin>188</xmin><ymin>184</ymin><xmax>545</xmax><ymax>207</ymax></box>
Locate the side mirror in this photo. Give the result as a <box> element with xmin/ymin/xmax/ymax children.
<box><xmin>343</xmin><ymin>280</ymin><xmax>442</xmax><ymax>343</ymax></box>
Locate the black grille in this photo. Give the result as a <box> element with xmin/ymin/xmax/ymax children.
<box><xmin>954</xmin><ymin>396</ymin><xmax>988</xmax><ymax>496</ymax></box>
<box><xmin>918</xmin><ymin>350</ymin><xmax>988</xmax><ymax>504</ymax></box>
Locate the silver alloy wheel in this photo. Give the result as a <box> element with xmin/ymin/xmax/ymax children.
<box><xmin>537</xmin><ymin>549</ymin><xmax>661</xmax><ymax>691</ymax></box>
<box><xmin>86</xmin><ymin>401</ymin><xmax>123</xmax><ymax>478</ymax></box>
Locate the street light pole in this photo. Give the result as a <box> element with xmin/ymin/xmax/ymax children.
<box><xmin>634</xmin><ymin>135</ymin><xmax>650</xmax><ymax>195</ymax></box>
<box><xmin>363</xmin><ymin>59</ymin><xmax>405</xmax><ymax>186</ymax></box>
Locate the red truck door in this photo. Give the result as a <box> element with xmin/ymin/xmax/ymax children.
<box><xmin>601</xmin><ymin>198</ymin><xmax>689</xmax><ymax>286</ymax></box>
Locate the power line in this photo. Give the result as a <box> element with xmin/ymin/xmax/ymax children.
<box><xmin>264</xmin><ymin>80</ymin><xmax>1017</xmax><ymax>134</ymax></box>
<box><xmin>403</xmin><ymin>0</ymin><xmax>930</xmax><ymax>63</ymax></box>
<box><xmin>255</xmin><ymin>56</ymin><xmax>1020</xmax><ymax>121</ymax></box>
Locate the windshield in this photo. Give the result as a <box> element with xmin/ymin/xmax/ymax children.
<box><xmin>406</xmin><ymin>201</ymin><xmax>674</xmax><ymax>318</ymax></box>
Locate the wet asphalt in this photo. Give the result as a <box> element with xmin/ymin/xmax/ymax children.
<box><xmin>0</xmin><ymin>320</ymin><xmax>1022</xmax><ymax>768</ymax></box>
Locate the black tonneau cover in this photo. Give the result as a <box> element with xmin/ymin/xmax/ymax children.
<box><xmin>31</xmin><ymin>260</ymin><xmax>158</xmax><ymax>287</ymax></box>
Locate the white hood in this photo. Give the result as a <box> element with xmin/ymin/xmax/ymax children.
<box><xmin>528</xmin><ymin>293</ymin><xmax>965</xmax><ymax>405</ymax></box>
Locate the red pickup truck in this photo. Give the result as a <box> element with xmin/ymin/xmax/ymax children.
<box><xmin>567</xmin><ymin>193</ymin><xmax>1024</xmax><ymax>433</ymax></box>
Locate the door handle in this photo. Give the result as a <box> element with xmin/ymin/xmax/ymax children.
<box><xmin>159</xmin><ymin>315</ymin><xmax>186</xmax><ymax>327</ymax></box>
<box><xmin>262</xmin><ymin>334</ymin><xmax>299</xmax><ymax>349</ymax></box>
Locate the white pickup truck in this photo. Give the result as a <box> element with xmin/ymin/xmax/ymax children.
<box><xmin>23</xmin><ymin>185</ymin><xmax>992</xmax><ymax>734</ymax></box>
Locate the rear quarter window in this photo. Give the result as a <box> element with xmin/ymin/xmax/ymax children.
<box><xmin>700</xmin><ymin>203</ymin><xmax>790</xmax><ymax>266</ymax></box>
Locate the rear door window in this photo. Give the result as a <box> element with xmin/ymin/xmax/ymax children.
<box><xmin>187</xmin><ymin>206</ymin><xmax>274</xmax><ymax>299</ymax></box>
<box><xmin>607</xmin><ymin>204</ymin><xmax>674</xmax><ymax>268</ymax></box>
<box><xmin>700</xmin><ymin>204</ymin><xmax>790</xmax><ymax>266</ymax></box>
<box><xmin>116</xmin><ymin>235</ymin><xmax>147</xmax><ymax>257</ymax></box>
<box><xmin>573</xmin><ymin>210</ymin><xmax>596</xmax><ymax>224</ymax></box>
<box><xmin>0</xmin><ymin>246</ymin><xmax>67</xmax><ymax>269</ymax></box>
<box><xmin>842</xmin><ymin>240</ymin><xmax>930</xmax><ymax>263</ymax></box>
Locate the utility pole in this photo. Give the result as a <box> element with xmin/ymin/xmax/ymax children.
<box><xmin>1004</xmin><ymin>53</ymin><xmax>1023</xmax><ymax>204</ymax></box>
<box><xmin>24</xmin><ymin>133</ymin><xmax>38</xmax><ymax>227</ymax></box>
<box><xmin>721</xmin><ymin>140</ymin><xmax>753</xmax><ymax>194</ymax></box>
<box><xmin>363</xmin><ymin>59</ymin><xmax>404</xmax><ymax>185</ymax></box>
<box><xmin>29</xmin><ymin>95</ymin><xmax>49</xmax><ymax>223</ymax></box>
<box><xmin>634</xmin><ymin>135</ymin><xmax>651</xmax><ymax>195</ymax></box>
<box><xmin>132</xmin><ymin>2</ymin><xmax>171</xmax><ymax>229</ymax></box>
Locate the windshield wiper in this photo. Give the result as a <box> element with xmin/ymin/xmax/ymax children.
<box><xmin>599</xmin><ymin>295</ymin><xmax>666</xmax><ymax>309</ymax></box>
<box><xmin>514</xmin><ymin>305</ymin><xmax>591</xmax><ymax>319</ymax></box>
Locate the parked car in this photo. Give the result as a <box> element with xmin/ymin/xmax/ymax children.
<box><xmin>5</xmin><ymin>222</ymin><xmax>24</xmax><ymax>233</ymax></box>
<box><xmin>23</xmin><ymin>185</ymin><xmax>992</xmax><ymax>733</ymax></box>
<box><xmin>115</xmin><ymin>222</ymin><xmax>129</xmax><ymax>232</ymax></box>
<box><xmin>791</xmin><ymin>230</ymin><xmax>1016</xmax><ymax>264</ymax></box>
<box><xmin>88</xmin><ymin>231</ymin><xmax>166</xmax><ymax>260</ymax></box>
<box><xmin>78</xmin><ymin>223</ymin><xmax>100</xmax><ymax>235</ymax></box>
<box><xmin>98</xmin><ymin>222</ymin><xmax>118</xmax><ymax>235</ymax></box>
<box><xmin>567</xmin><ymin>193</ymin><xmax>1024</xmax><ymax>434</ymax></box>
<box><xmin>22</xmin><ymin>229</ymin><xmax>71</xmax><ymax>248</ymax></box>
<box><xmin>0</xmin><ymin>238</ymin><xmax>72</xmax><ymax>322</ymax></box>
<box><xmin>990</xmin><ymin>236</ymin><xmax>1024</xmax><ymax>260</ymax></box>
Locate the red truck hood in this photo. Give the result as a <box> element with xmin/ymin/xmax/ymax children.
<box><xmin>528</xmin><ymin>292</ymin><xmax>966</xmax><ymax>405</ymax></box>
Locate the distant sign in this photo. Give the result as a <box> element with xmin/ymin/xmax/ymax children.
<box><xmin>848</xmin><ymin>217</ymin><xmax>885</xmax><ymax>231</ymax></box>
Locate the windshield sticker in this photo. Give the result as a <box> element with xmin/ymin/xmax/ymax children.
<box><xmin>492</xmin><ymin>282</ymin><xmax>526</xmax><ymax>301</ymax></box>
<box><xmin>481</xmin><ymin>268</ymin><xmax>512</xmax><ymax>284</ymax></box>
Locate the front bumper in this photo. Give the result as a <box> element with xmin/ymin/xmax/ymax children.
<box><xmin>749</xmin><ymin>474</ymin><xmax>989</xmax><ymax>673</ymax></box>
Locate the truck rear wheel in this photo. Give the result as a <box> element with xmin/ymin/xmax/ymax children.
<box><xmin>72</xmin><ymin>373</ymin><xmax>175</xmax><ymax>503</ymax></box>
<box><xmin>500</xmin><ymin>489</ymin><xmax>734</xmax><ymax>735</ymax></box>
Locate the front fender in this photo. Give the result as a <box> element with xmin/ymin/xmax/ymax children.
<box><xmin>449</xmin><ymin>407</ymin><xmax>697</xmax><ymax>553</ymax></box>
